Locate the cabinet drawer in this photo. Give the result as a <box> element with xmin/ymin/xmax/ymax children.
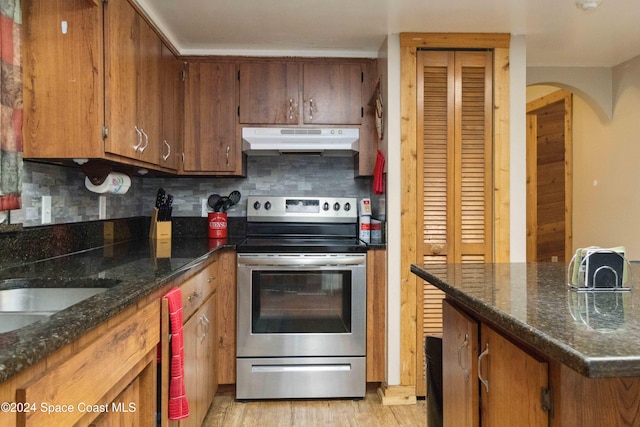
<box><xmin>16</xmin><ymin>302</ymin><xmax>160</xmax><ymax>427</ymax></box>
<box><xmin>182</xmin><ymin>259</ymin><xmax>218</xmax><ymax>320</ymax></box>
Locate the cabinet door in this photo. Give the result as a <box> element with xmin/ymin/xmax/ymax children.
<box><xmin>104</xmin><ymin>0</ymin><xmax>139</xmax><ymax>160</ymax></box>
<box><xmin>22</xmin><ymin>0</ymin><xmax>105</xmax><ymax>159</ymax></box>
<box><xmin>181</xmin><ymin>313</ymin><xmax>200</xmax><ymax>427</ymax></box>
<box><xmin>136</xmin><ymin>16</ymin><xmax>163</xmax><ymax>165</ymax></box>
<box><xmin>181</xmin><ymin>299</ymin><xmax>216</xmax><ymax>427</ymax></box>
<box><xmin>442</xmin><ymin>300</ymin><xmax>479</xmax><ymax>427</ymax></box>
<box><xmin>366</xmin><ymin>249</ymin><xmax>386</xmax><ymax>382</ymax></box>
<box><xmin>90</xmin><ymin>377</ymin><xmax>142</xmax><ymax>427</ymax></box>
<box><xmin>160</xmin><ymin>44</ymin><xmax>183</xmax><ymax>171</ymax></box>
<box><xmin>216</xmin><ymin>251</ymin><xmax>237</xmax><ymax>385</ymax></box>
<box><xmin>479</xmin><ymin>324</ymin><xmax>549</xmax><ymax>427</ymax></box>
<box><xmin>302</xmin><ymin>63</ymin><xmax>363</xmax><ymax>125</ymax></box>
<box><xmin>239</xmin><ymin>62</ymin><xmax>300</xmax><ymax>124</ymax></box>
<box><xmin>183</xmin><ymin>62</ymin><xmax>241</xmax><ymax>174</ymax></box>
<box><xmin>200</xmin><ymin>295</ymin><xmax>217</xmax><ymax>417</ymax></box>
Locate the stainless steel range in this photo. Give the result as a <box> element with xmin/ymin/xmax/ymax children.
<box><xmin>236</xmin><ymin>196</ymin><xmax>367</xmax><ymax>400</ymax></box>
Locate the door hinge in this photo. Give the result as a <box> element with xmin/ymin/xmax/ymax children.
<box><xmin>361</xmin><ymin>72</ymin><xmax>364</xmax><ymax>83</ymax></box>
<box><xmin>237</xmin><ymin>106</ymin><xmax>240</xmax><ymax>117</ymax></box>
<box><xmin>541</xmin><ymin>387</ymin><xmax>553</xmax><ymax>416</ymax></box>
<box><xmin>102</xmin><ymin>125</ymin><xmax>108</xmax><ymax>139</ymax></box>
<box><xmin>361</xmin><ymin>107</ymin><xmax>364</xmax><ymax>118</ymax></box>
<box><xmin>180</xmin><ymin>68</ymin><xmax>186</xmax><ymax>82</ymax></box>
<box><xmin>237</xmin><ymin>70</ymin><xmax>240</xmax><ymax>81</ymax></box>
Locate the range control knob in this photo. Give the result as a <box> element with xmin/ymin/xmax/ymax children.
<box><xmin>253</xmin><ymin>201</ymin><xmax>261</xmax><ymax>210</ymax></box>
<box><xmin>264</xmin><ymin>201</ymin><xmax>272</xmax><ymax>210</ymax></box>
<box><xmin>333</xmin><ymin>202</ymin><xmax>340</xmax><ymax>211</ymax></box>
<box><xmin>323</xmin><ymin>202</ymin><xmax>330</xmax><ymax>211</ymax></box>
<box><xmin>344</xmin><ymin>202</ymin><xmax>351</xmax><ymax>211</ymax></box>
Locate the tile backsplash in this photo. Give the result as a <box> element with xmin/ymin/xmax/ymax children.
<box><xmin>11</xmin><ymin>156</ymin><xmax>375</xmax><ymax>227</ymax></box>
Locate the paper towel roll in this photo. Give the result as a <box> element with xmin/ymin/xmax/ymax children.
<box><xmin>85</xmin><ymin>172</ymin><xmax>131</xmax><ymax>195</ymax></box>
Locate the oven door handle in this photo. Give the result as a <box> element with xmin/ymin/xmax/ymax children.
<box><xmin>238</xmin><ymin>255</ymin><xmax>365</xmax><ymax>267</ymax></box>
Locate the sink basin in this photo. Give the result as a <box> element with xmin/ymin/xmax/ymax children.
<box><xmin>0</xmin><ymin>313</ymin><xmax>53</xmax><ymax>334</ymax></box>
<box><xmin>0</xmin><ymin>287</ymin><xmax>108</xmax><ymax>313</ymax></box>
<box><xmin>0</xmin><ymin>278</ymin><xmax>117</xmax><ymax>333</ymax></box>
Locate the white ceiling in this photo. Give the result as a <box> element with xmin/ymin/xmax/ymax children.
<box><xmin>136</xmin><ymin>0</ymin><xmax>640</xmax><ymax>67</ymax></box>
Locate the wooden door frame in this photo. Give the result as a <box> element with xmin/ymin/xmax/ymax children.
<box><xmin>526</xmin><ymin>89</ymin><xmax>573</xmax><ymax>262</ymax></box>
<box><xmin>396</xmin><ymin>33</ymin><xmax>511</xmax><ymax>401</ymax></box>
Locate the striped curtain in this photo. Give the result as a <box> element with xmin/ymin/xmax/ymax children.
<box><xmin>0</xmin><ymin>0</ymin><xmax>22</xmax><ymax>212</ymax></box>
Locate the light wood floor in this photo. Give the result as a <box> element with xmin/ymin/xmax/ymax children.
<box><xmin>203</xmin><ymin>385</ymin><xmax>427</xmax><ymax>427</ymax></box>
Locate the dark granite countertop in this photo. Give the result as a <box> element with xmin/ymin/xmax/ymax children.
<box><xmin>0</xmin><ymin>236</ymin><xmax>243</xmax><ymax>384</ymax></box>
<box><xmin>411</xmin><ymin>262</ymin><xmax>640</xmax><ymax>378</ymax></box>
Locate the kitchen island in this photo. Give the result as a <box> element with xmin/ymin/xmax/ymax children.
<box><xmin>412</xmin><ymin>262</ymin><xmax>640</xmax><ymax>427</ymax></box>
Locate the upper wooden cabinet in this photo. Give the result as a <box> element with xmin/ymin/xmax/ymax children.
<box><xmin>238</xmin><ymin>61</ymin><xmax>300</xmax><ymax>125</ymax></box>
<box><xmin>23</xmin><ymin>0</ymin><xmax>105</xmax><ymax>160</ymax></box>
<box><xmin>239</xmin><ymin>60</ymin><xmax>364</xmax><ymax>126</ymax></box>
<box><xmin>22</xmin><ymin>0</ymin><xmax>179</xmax><ymax>173</ymax></box>
<box><xmin>302</xmin><ymin>62</ymin><xmax>363</xmax><ymax>125</ymax></box>
<box><xmin>160</xmin><ymin>44</ymin><xmax>184</xmax><ymax>171</ymax></box>
<box><xmin>105</xmin><ymin>0</ymin><xmax>163</xmax><ymax>165</ymax></box>
<box><xmin>182</xmin><ymin>61</ymin><xmax>245</xmax><ymax>175</ymax></box>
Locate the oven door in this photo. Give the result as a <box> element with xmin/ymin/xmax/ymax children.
<box><xmin>237</xmin><ymin>253</ymin><xmax>366</xmax><ymax>358</ymax></box>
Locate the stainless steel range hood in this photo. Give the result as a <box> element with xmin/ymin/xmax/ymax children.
<box><xmin>242</xmin><ymin>127</ymin><xmax>359</xmax><ymax>156</ymax></box>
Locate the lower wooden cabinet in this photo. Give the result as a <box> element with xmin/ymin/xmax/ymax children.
<box><xmin>215</xmin><ymin>251</ymin><xmax>237</xmax><ymax>385</ymax></box>
<box><xmin>181</xmin><ymin>294</ymin><xmax>216</xmax><ymax>427</ymax></box>
<box><xmin>12</xmin><ymin>301</ymin><xmax>159</xmax><ymax>427</ymax></box>
<box><xmin>442</xmin><ymin>299</ymin><xmax>478</xmax><ymax>427</ymax></box>
<box><xmin>367</xmin><ymin>248</ymin><xmax>386</xmax><ymax>382</ymax></box>
<box><xmin>442</xmin><ymin>299</ymin><xmax>549</xmax><ymax>427</ymax></box>
<box><xmin>161</xmin><ymin>253</ymin><xmax>221</xmax><ymax>427</ymax></box>
<box><xmin>90</xmin><ymin>375</ymin><xmax>151</xmax><ymax>427</ymax></box>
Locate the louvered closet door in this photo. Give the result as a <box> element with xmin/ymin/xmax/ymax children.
<box><xmin>416</xmin><ymin>50</ymin><xmax>493</xmax><ymax>395</ymax></box>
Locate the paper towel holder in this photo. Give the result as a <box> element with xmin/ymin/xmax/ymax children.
<box><xmin>81</xmin><ymin>162</ymin><xmax>112</xmax><ymax>186</ymax></box>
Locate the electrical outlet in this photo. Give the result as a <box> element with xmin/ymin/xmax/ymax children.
<box><xmin>42</xmin><ymin>196</ymin><xmax>52</xmax><ymax>224</ymax></box>
<box><xmin>201</xmin><ymin>198</ymin><xmax>208</xmax><ymax>217</ymax></box>
<box><xmin>99</xmin><ymin>196</ymin><xmax>107</xmax><ymax>220</ymax></box>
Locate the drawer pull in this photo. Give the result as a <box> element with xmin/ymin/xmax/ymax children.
<box><xmin>188</xmin><ymin>291</ymin><xmax>201</xmax><ymax>302</ymax></box>
<box><xmin>478</xmin><ymin>342</ymin><xmax>489</xmax><ymax>392</ymax></box>
<box><xmin>457</xmin><ymin>333</ymin><xmax>470</xmax><ymax>381</ymax></box>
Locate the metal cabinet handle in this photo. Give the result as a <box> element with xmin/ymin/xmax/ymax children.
<box><xmin>208</xmin><ymin>276</ymin><xmax>216</xmax><ymax>283</ymax></box>
<box><xmin>133</xmin><ymin>126</ymin><xmax>143</xmax><ymax>151</ymax></box>
<box><xmin>478</xmin><ymin>342</ymin><xmax>489</xmax><ymax>392</ymax></box>
<box><xmin>203</xmin><ymin>313</ymin><xmax>210</xmax><ymax>334</ymax></box>
<box><xmin>139</xmin><ymin>128</ymin><xmax>149</xmax><ymax>153</ymax></box>
<box><xmin>457</xmin><ymin>333</ymin><xmax>470</xmax><ymax>381</ymax></box>
<box><xmin>225</xmin><ymin>145</ymin><xmax>230</xmax><ymax>166</ymax></box>
<box><xmin>187</xmin><ymin>291</ymin><xmax>201</xmax><ymax>302</ymax></box>
<box><xmin>162</xmin><ymin>140</ymin><xmax>171</xmax><ymax>161</ymax></box>
<box><xmin>200</xmin><ymin>313</ymin><xmax>210</xmax><ymax>343</ymax></box>
<box><xmin>308</xmin><ymin>97</ymin><xmax>314</xmax><ymax>120</ymax></box>
<box><xmin>198</xmin><ymin>314</ymin><xmax>206</xmax><ymax>342</ymax></box>
<box><xmin>289</xmin><ymin>98</ymin><xmax>294</xmax><ymax>121</ymax></box>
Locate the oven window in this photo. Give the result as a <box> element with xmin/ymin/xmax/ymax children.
<box><xmin>251</xmin><ymin>270</ymin><xmax>352</xmax><ymax>334</ymax></box>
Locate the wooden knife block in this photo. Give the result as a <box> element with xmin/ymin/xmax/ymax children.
<box><xmin>150</xmin><ymin>208</ymin><xmax>172</xmax><ymax>239</ymax></box>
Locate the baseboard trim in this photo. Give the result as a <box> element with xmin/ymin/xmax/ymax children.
<box><xmin>377</xmin><ymin>383</ymin><xmax>417</xmax><ymax>405</ymax></box>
